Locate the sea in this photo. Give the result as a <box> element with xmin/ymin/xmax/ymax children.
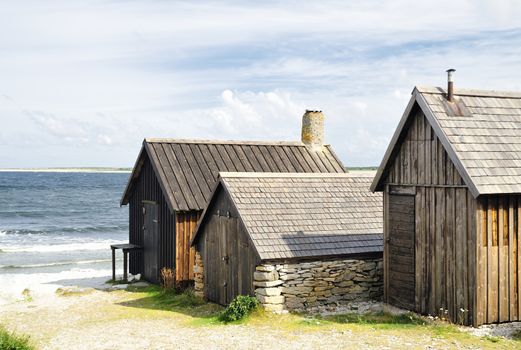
<box><xmin>0</xmin><ymin>171</ymin><xmax>129</xmax><ymax>299</ymax></box>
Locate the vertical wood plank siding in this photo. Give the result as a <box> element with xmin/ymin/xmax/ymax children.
<box><xmin>196</xmin><ymin>187</ymin><xmax>258</xmax><ymax>304</ymax></box>
<box><xmin>382</xmin><ymin>109</ymin><xmax>477</xmax><ymax>325</ymax></box>
<box><xmin>128</xmin><ymin>154</ymin><xmax>176</xmax><ymax>280</ymax></box>
<box><xmin>175</xmin><ymin>211</ymin><xmax>201</xmax><ymax>282</ymax></box>
<box><xmin>476</xmin><ymin>195</ymin><xmax>521</xmax><ymax>325</ymax></box>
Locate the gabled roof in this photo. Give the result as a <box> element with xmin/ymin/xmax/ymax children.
<box><xmin>193</xmin><ymin>172</ymin><xmax>383</xmax><ymax>261</ymax></box>
<box><xmin>371</xmin><ymin>86</ymin><xmax>521</xmax><ymax>197</ymax></box>
<box><xmin>121</xmin><ymin>138</ymin><xmax>346</xmax><ymax>211</ymax></box>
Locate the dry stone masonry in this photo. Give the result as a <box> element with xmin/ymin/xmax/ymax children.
<box><xmin>193</xmin><ymin>251</ymin><xmax>204</xmax><ymax>298</ymax></box>
<box><xmin>254</xmin><ymin>258</ymin><xmax>383</xmax><ymax>312</ymax></box>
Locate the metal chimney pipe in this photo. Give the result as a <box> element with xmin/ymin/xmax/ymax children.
<box><xmin>446</xmin><ymin>68</ymin><xmax>456</xmax><ymax>102</ymax></box>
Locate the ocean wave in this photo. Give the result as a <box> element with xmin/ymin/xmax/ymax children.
<box><xmin>0</xmin><ymin>241</ymin><xmax>125</xmax><ymax>253</ymax></box>
<box><xmin>0</xmin><ymin>225</ymin><xmax>127</xmax><ymax>236</ymax></box>
<box><xmin>0</xmin><ymin>258</ymin><xmax>120</xmax><ymax>269</ymax></box>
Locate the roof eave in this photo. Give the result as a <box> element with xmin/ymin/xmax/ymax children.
<box><xmin>120</xmin><ymin>141</ymin><xmax>147</xmax><ymax>206</ymax></box>
<box><xmin>370</xmin><ymin>90</ymin><xmax>419</xmax><ymax>192</ymax></box>
<box><xmin>415</xmin><ymin>92</ymin><xmax>481</xmax><ymax>198</ymax></box>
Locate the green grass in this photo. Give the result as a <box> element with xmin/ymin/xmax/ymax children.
<box><xmin>121</xmin><ymin>285</ymin><xmax>222</xmax><ymax>324</ymax></box>
<box><xmin>0</xmin><ymin>326</ymin><xmax>34</xmax><ymax>350</ymax></box>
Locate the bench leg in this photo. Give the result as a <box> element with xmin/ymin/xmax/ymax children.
<box><xmin>123</xmin><ymin>251</ymin><xmax>128</xmax><ymax>282</ymax></box>
<box><xmin>112</xmin><ymin>248</ymin><xmax>116</xmax><ymax>281</ymax></box>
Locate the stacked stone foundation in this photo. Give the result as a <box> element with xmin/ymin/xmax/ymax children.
<box><xmin>193</xmin><ymin>251</ymin><xmax>204</xmax><ymax>298</ymax></box>
<box><xmin>254</xmin><ymin>258</ymin><xmax>383</xmax><ymax>312</ymax></box>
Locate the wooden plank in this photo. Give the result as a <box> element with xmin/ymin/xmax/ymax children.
<box><xmin>384</xmin><ymin>188</ymin><xmax>389</xmax><ymax>302</ymax></box>
<box><xmin>499</xmin><ymin>197</ymin><xmax>509</xmax><ymax>322</ymax></box>
<box><xmin>468</xmin><ymin>193</ymin><xmax>478</xmax><ymax>326</ymax></box>
<box><xmin>477</xmin><ymin>198</ymin><xmax>487</xmax><ymax>325</ymax></box>
<box><xmin>214</xmin><ymin>144</ymin><xmax>239</xmax><ymax>172</ymax></box>
<box><xmin>283</xmin><ymin>145</ymin><xmax>311</xmax><ymax>172</ymax></box>
<box><xmin>410</xmin><ymin>115</ymin><xmax>418</xmax><ymax>184</ymax></box>
<box><xmin>274</xmin><ymin>146</ymin><xmax>297</xmax><ymax>171</ymax></box>
<box><xmin>239</xmin><ymin>145</ymin><xmax>263</xmax><ymax>172</ymax></box>
<box><xmin>417</xmin><ymin>112</ymin><xmax>425</xmax><ymax>184</ymax></box>
<box><xmin>256</xmin><ymin>145</ymin><xmax>282</xmax><ymax>171</ymax></box>
<box><xmin>488</xmin><ymin>198</ymin><xmax>499</xmax><ymax>323</ymax></box>
<box><xmin>250</xmin><ymin>145</ymin><xmax>272</xmax><ymax>172</ymax></box>
<box><xmin>431</xmin><ymin>135</ymin><xmax>438</xmax><ymax>185</ymax></box>
<box><xmin>455</xmin><ymin>188</ymin><xmax>466</xmax><ymax>323</ymax></box>
<box><xmin>180</xmin><ymin>144</ymin><xmax>213</xmax><ymax>194</ymax></box>
<box><xmin>425</xmin><ymin>120</ymin><xmax>432</xmax><ymax>184</ymax></box>
<box><xmin>428</xmin><ymin>187</ymin><xmax>436</xmax><ymax>316</ymax></box>
<box><xmin>162</xmin><ymin>144</ymin><xmax>199</xmax><ymax>209</ymax></box>
<box><xmin>295</xmin><ymin>146</ymin><xmax>321</xmax><ymax>172</ymax></box>
<box><xmin>226</xmin><ymin>145</ymin><xmax>251</xmax><ymax>172</ymax></box>
<box><xmin>259</xmin><ymin>145</ymin><xmax>288</xmax><ymax>172</ymax></box>
<box><xmin>518</xmin><ymin>198</ymin><xmax>521</xmax><ymax>320</ymax></box>
<box><xmin>445</xmin><ymin>188</ymin><xmax>455</xmax><ymax>322</ymax></box>
<box><xmin>415</xmin><ymin>187</ymin><xmax>423</xmax><ymax>311</ymax></box>
<box><xmin>152</xmin><ymin>144</ymin><xmax>188</xmax><ymax>210</ymax></box>
<box><xmin>509</xmin><ymin>196</ymin><xmax>516</xmax><ymax>321</ymax></box>
<box><xmin>434</xmin><ymin>188</ymin><xmax>444</xmax><ymax>314</ymax></box>
<box><xmin>171</xmin><ymin>143</ymin><xmax>207</xmax><ymax>209</ymax></box>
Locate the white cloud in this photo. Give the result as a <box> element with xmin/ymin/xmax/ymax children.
<box><xmin>0</xmin><ymin>0</ymin><xmax>520</xmax><ymax>167</ymax></box>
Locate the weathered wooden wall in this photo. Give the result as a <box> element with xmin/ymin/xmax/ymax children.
<box><xmin>128</xmin><ymin>154</ymin><xmax>176</xmax><ymax>281</ymax></box>
<box><xmin>175</xmin><ymin>211</ymin><xmax>201</xmax><ymax>282</ymax></box>
<box><xmin>476</xmin><ymin>195</ymin><xmax>521</xmax><ymax>325</ymax></box>
<box><xmin>385</xmin><ymin>107</ymin><xmax>464</xmax><ymax>187</ymax></box>
<box><xmin>196</xmin><ymin>186</ymin><xmax>258</xmax><ymax>305</ymax></box>
<box><xmin>383</xmin><ymin>108</ymin><xmax>479</xmax><ymax>325</ymax></box>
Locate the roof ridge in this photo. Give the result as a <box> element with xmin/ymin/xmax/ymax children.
<box><xmin>144</xmin><ymin>138</ymin><xmax>329</xmax><ymax>146</ymax></box>
<box><xmin>415</xmin><ymin>85</ymin><xmax>521</xmax><ymax>99</ymax></box>
<box><xmin>219</xmin><ymin>172</ymin><xmax>367</xmax><ymax>178</ymax></box>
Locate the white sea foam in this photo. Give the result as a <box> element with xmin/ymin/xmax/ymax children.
<box><xmin>0</xmin><ymin>241</ymin><xmax>125</xmax><ymax>253</ymax></box>
<box><xmin>0</xmin><ymin>258</ymin><xmax>120</xmax><ymax>269</ymax></box>
<box><xmin>0</xmin><ymin>267</ymin><xmax>115</xmax><ymax>303</ymax></box>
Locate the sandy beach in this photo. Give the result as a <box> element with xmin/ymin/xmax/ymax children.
<box><xmin>1</xmin><ymin>276</ymin><xmax>520</xmax><ymax>350</ymax></box>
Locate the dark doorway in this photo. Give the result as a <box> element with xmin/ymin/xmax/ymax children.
<box><xmin>388</xmin><ymin>193</ymin><xmax>416</xmax><ymax>310</ymax></box>
<box><xmin>143</xmin><ymin>201</ymin><xmax>159</xmax><ymax>283</ymax></box>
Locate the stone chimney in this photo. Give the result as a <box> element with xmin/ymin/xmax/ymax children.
<box><xmin>301</xmin><ymin>110</ymin><xmax>325</xmax><ymax>149</ymax></box>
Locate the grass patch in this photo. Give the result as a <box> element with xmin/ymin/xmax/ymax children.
<box><xmin>0</xmin><ymin>326</ymin><xmax>34</xmax><ymax>350</ymax></box>
<box><xmin>20</xmin><ymin>289</ymin><xmax>32</xmax><ymax>303</ymax></box>
<box><xmin>120</xmin><ymin>285</ymin><xmax>222</xmax><ymax>324</ymax></box>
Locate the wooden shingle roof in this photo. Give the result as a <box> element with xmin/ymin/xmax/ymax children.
<box><xmin>194</xmin><ymin>172</ymin><xmax>383</xmax><ymax>261</ymax></box>
<box><xmin>371</xmin><ymin>86</ymin><xmax>521</xmax><ymax>197</ymax></box>
<box><xmin>121</xmin><ymin>139</ymin><xmax>345</xmax><ymax>211</ymax></box>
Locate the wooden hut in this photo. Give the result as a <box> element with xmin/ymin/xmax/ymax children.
<box><xmin>120</xmin><ymin>111</ymin><xmax>346</xmax><ymax>284</ymax></box>
<box><xmin>191</xmin><ymin>172</ymin><xmax>383</xmax><ymax>311</ymax></box>
<box><xmin>371</xmin><ymin>77</ymin><xmax>521</xmax><ymax>325</ymax></box>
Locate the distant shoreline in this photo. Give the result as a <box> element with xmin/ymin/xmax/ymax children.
<box><xmin>0</xmin><ymin>168</ymin><xmax>132</xmax><ymax>173</ymax></box>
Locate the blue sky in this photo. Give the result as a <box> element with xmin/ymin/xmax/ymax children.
<box><xmin>1</xmin><ymin>0</ymin><xmax>521</xmax><ymax>168</ymax></box>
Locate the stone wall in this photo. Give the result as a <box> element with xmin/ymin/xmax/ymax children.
<box><xmin>193</xmin><ymin>251</ymin><xmax>204</xmax><ymax>298</ymax></box>
<box><xmin>254</xmin><ymin>258</ymin><xmax>383</xmax><ymax>312</ymax></box>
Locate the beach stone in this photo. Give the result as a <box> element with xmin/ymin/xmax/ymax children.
<box><xmin>255</xmin><ymin>287</ymin><xmax>281</xmax><ymax>296</ymax></box>
<box><xmin>253</xmin><ymin>280</ymin><xmax>283</xmax><ymax>287</ymax></box>
<box><xmin>131</xmin><ymin>281</ymin><xmax>150</xmax><ymax>288</ymax></box>
<box><xmin>256</xmin><ymin>295</ymin><xmax>285</xmax><ymax>304</ymax></box>
<box><xmin>254</xmin><ymin>270</ymin><xmax>278</xmax><ymax>281</ymax></box>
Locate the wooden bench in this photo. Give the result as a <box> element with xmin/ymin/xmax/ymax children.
<box><xmin>110</xmin><ymin>243</ymin><xmax>142</xmax><ymax>281</ymax></box>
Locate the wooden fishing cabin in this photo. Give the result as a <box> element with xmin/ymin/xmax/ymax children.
<box><xmin>120</xmin><ymin>111</ymin><xmax>346</xmax><ymax>284</ymax></box>
<box><xmin>191</xmin><ymin>172</ymin><xmax>383</xmax><ymax>308</ymax></box>
<box><xmin>371</xmin><ymin>70</ymin><xmax>521</xmax><ymax>326</ymax></box>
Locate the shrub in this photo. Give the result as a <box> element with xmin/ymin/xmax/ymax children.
<box><xmin>219</xmin><ymin>295</ymin><xmax>259</xmax><ymax>323</ymax></box>
<box><xmin>160</xmin><ymin>267</ymin><xmax>181</xmax><ymax>292</ymax></box>
<box><xmin>0</xmin><ymin>326</ymin><xmax>34</xmax><ymax>350</ymax></box>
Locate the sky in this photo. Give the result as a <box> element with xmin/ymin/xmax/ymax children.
<box><xmin>1</xmin><ymin>0</ymin><xmax>521</xmax><ymax>168</ymax></box>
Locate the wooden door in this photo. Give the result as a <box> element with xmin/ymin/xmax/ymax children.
<box><xmin>388</xmin><ymin>193</ymin><xmax>416</xmax><ymax>310</ymax></box>
<box><xmin>204</xmin><ymin>215</ymin><xmax>238</xmax><ymax>305</ymax></box>
<box><xmin>143</xmin><ymin>202</ymin><xmax>159</xmax><ymax>283</ymax></box>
